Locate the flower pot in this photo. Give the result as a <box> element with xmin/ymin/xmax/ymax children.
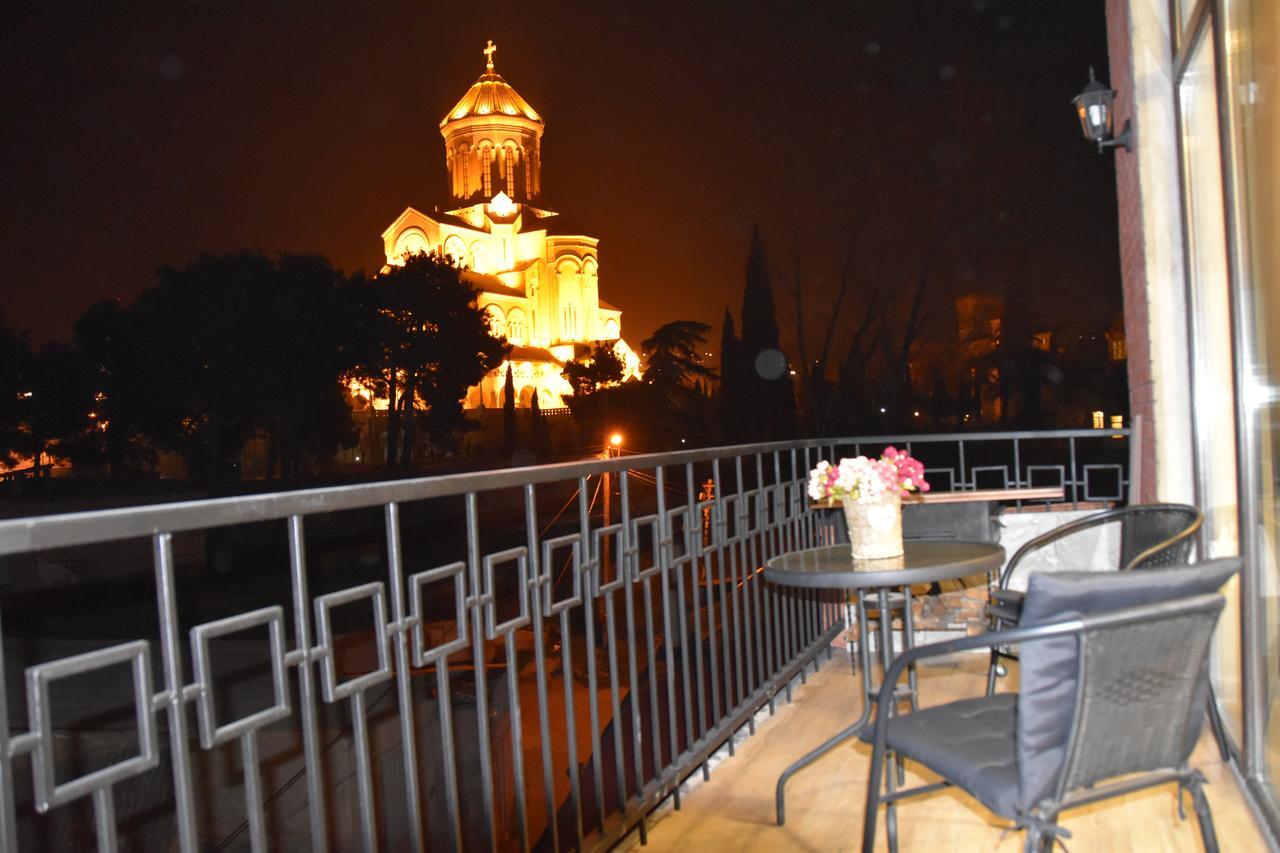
<box><xmin>843</xmin><ymin>493</ymin><xmax>904</xmax><ymax>560</ymax></box>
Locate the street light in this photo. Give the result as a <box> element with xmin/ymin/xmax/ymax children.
<box><xmin>609</xmin><ymin>432</ymin><xmax>623</xmax><ymax>450</ymax></box>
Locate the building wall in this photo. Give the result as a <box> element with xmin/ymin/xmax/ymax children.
<box><xmin>1106</xmin><ymin>0</ymin><xmax>1195</xmax><ymax>503</ymax></box>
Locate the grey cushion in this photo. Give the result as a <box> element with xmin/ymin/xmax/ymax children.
<box><xmin>860</xmin><ymin>694</ymin><xmax>1019</xmax><ymax>817</ymax></box>
<box><xmin>1014</xmin><ymin>559</ymin><xmax>1239</xmax><ymax>810</ymax></box>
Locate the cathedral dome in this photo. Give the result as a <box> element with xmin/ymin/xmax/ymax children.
<box><xmin>440</xmin><ymin>42</ymin><xmax>542</xmax><ymax>128</ymax></box>
<box><xmin>440</xmin><ymin>41</ymin><xmax>545</xmax><ymax>204</ymax></box>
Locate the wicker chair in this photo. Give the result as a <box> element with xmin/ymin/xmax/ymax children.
<box><xmin>986</xmin><ymin>503</ymin><xmax>1202</xmax><ymax>693</ymax></box>
<box><xmin>861</xmin><ymin>558</ymin><xmax>1238</xmax><ymax>853</ymax></box>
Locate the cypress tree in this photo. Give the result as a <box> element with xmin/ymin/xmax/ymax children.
<box><xmin>502</xmin><ymin>364</ymin><xmax>517</xmax><ymax>451</ymax></box>
<box><xmin>718</xmin><ymin>308</ymin><xmax>741</xmax><ymax>440</ymax></box>
<box><xmin>736</xmin><ymin>226</ymin><xmax>795</xmax><ymax>440</ymax></box>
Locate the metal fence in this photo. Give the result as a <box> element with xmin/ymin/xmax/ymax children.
<box><xmin>0</xmin><ymin>428</ymin><xmax>1128</xmax><ymax>852</ymax></box>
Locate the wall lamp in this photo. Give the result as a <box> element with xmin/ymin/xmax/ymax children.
<box><xmin>1072</xmin><ymin>66</ymin><xmax>1133</xmax><ymax>153</ymax></box>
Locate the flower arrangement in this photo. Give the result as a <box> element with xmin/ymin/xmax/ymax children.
<box><xmin>807</xmin><ymin>446</ymin><xmax>931</xmax><ymax>506</ymax></box>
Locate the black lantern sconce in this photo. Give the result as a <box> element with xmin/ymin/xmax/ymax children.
<box><xmin>1072</xmin><ymin>66</ymin><xmax>1134</xmax><ymax>153</ymax></box>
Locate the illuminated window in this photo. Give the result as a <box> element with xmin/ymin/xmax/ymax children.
<box><xmin>484</xmin><ymin>304</ymin><xmax>506</xmax><ymax>339</ymax></box>
<box><xmin>503</xmin><ymin>144</ymin><xmax>517</xmax><ymax>195</ymax></box>
<box><xmin>480</xmin><ymin>144</ymin><xmax>493</xmax><ymax>196</ymax></box>
<box><xmin>507</xmin><ymin>309</ymin><xmax>527</xmax><ymax>345</ymax></box>
<box><xmin>443</xmin><ymin>235</ymin><xmax>466</xmax><ymax>263</ymax></box>
<box><xmin>1110</xmin><ymin>415</ymin><xmax>1124</xmax><ymax>430</ymax></box>
<box><xmin>459</xmin><ymin>145</ymin><xmax>470</xmax><ymax>197</ymax></box>
<box><xmin>1092</xmin><ymin>410</ymin><xmax>1105</xmax><ymax>429</ymax></box>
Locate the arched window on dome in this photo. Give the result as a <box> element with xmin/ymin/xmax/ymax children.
<box><xmin>506</xmin><ymin>308</ymin><xmax>528</xmax><ymax>345</ymax></box>
<box><xmin>483</xmin><ymin>304</ymin><xmax>506</xmax><ymax>339</ymax></box>
<box><xmin>458</xmin><ymin>144</ymin><xmax>471</xmax><ymax>197</ymax></box>
<box><xmin>502</xmin><ymin>142</ymin><xmax>518</xmax><ymax>196</ymax></box>
<box><xmin>478</xmin><ymin>142</ymin><xmax>493</xmax><ymax>197</ymax></box>
<box><xmin>443</xmin><ymin>235</ymin><xmax>466</xmax><ymax>265</ymax></box>
<box><xmin>470</xmin><ymin>242</ymin><xmax>488</xmax><ymax>273</ymax></box>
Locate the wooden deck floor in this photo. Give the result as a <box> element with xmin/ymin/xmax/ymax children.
<box><xmin>621</xmin><ymin>649</ymin><xmax>1268</xmax><ymax>852</ymax></box>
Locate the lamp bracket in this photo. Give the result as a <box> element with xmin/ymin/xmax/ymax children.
<box><xmin>1097</xmin><ymin>118</ymin><xmax>1135</xmax><ymax>153</ymax></box>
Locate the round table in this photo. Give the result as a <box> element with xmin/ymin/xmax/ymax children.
<box><xmin>766</xmin><ymin>539</ymin><xmax>1005</xmax><ymax>826</ymax></box>
<box><xmin>764</xmin><ymin>540</ymin><xmax>1004</xmax><ymax>590</ymax></box>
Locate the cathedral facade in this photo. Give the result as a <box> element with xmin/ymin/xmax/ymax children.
<box><xmin>380</xmin><ymin>41</ymin><xmax>639</xmax><ymax>410</ymax></box>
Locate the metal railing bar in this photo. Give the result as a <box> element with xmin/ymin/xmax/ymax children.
<box><xmin>617</xmin><ymin>471</ymin><xmax>648</xmax><ymax>844</ymax></box>
<box><xmin>654</xmin><ymin>465</ymin><xmax>681</xmax><ymax>807</ymax></box>
<box><xmin>504</xmin><ymin>628</ymin><xmax>531</xmax><ymax>852</ymax></box>
<box><xmin>464</xmin><ymin>492</ymin><xmax>498</xmax><ymax>851</ymax></box>
<box><xmin>348</xmin><ymin>690</ymin><xmax>377</xmax><ymax>853</ymax></box>
<box><xmin>383</xmin><ymin>502</ymin><xmax>425</xmax><ymax>853</ymax></box>
<box><xmin>685</xmin><ymin>467</ymin><xmax>709</xmax><ymax>748</ymax></box>
<box><xmin>153</xmin><ymin>532</ymin><xmax>198</xmax><ymax>853</ymax></box>
<box><xmin>581</xmin><ymin>523</ymin><xmax>607</xmax><ymax>837</ymax></box>
<box><xmin>0</xmin><ymin>555</ymin><xmax>16</xmax><ymax>852</ymax></box>
<box><xmin>240</xmin><ymin>730</ymin><xmax>267</xmax><ymax>852</ymax></box>
<box><xmin>93</xmin><ymin>786</ymin><xmax>118</xmax><ymax>853</ymax></box>
<box><xmin>558</xmin><ymin>603</ymin><xmax>585</xmax><ymax>847</ymax></box>
<box><xmin>287</xmin><ymin>515</ymin><xmax>330</xmax><ymax>853</ymax></box>
<box><xmin>525</xmin><ymin>484</ymin><xmax>561</xmax><ymax>853</ymax></box>
<box><xmin>673</xmin><ymin>470</ymin><xmax>696</xmax><ymax>757</ymax></box>
<box><xmin>602</xmin><ymin>570</ymin><xmax>627</xmax><ymax>827</ymax></box>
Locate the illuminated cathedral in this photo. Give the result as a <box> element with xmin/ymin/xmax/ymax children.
<box><xmin>380</xmin><ymin>40</ymin><xmax>640</xmax><ymax>410</ymax></box>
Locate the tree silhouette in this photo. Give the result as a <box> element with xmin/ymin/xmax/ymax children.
<box><xmin>0</xmin><ymin>317</ymin><xmax>31</xmax><ymax>468</ymax></box>
<box><xmin>561</xmin><ymin>342</ymin><xmax>624</xmax><ymax>398</ymax></box>
<box><xmin>641</xmin><ymin>320</ymin><xmax>716</xmax><ymax>391</ymax></box>
<box><xmin>349</xmin><ymin>252</ymin><xmax>506</xmax><ymax>463</ymax></box>
<box><xmin>503</xmin><ymin>363</ymin><xmax>517</xmax><ymax>451</ymax></box>
<box><xmin>732</xmin><ymin>228</ymin><xmax>795</xmax><ymax>440</ymax></box>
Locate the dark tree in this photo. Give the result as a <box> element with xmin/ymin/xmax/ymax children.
<box><xmin>255</xmin><ymin>254</ymin><xmax>360</xmax><ymax>478</ymax></box>
<box><xmin>126</xmin><ymin>251</ymin><xmax>280</xmax><ymax>484</ymax></box>
<box><xmin>641</xmin><ymin>320</ymin><xmax>716</xmax><ymax>391</ymax></box>
<box><xmin>734</xmin><ymin>228</ymin><xmax>795</xmax><ymax>441</ymax></box>
<box><xmin>20</xmin><ymin>343</ymin><xmax>92</xmax><ymax>476</ymax></box>
<box><xmin>0</xmin><ymin>318</ymin><xmax>32</xmax><ymax>467</ymax></box>
<box><xmin>717</xmin><ymin>308</ymin><xmax>741</xmax><ymax>439</ymax></box>
<box><xmin>71</xmin><ymin>300</ymin><xmax>155</xmax><ymax>477</ymax></box>
<box><xmin>561</xmin><ymin>343</ymin><xmax>624</xmax><ymax>398</ymax></box>
<box><xmin>502</xmin><ymin>363</ymin><xmax>517</xmax><ymax>451</ymax></box>
<box><xmin>530</xmin><ymin>389</ymin><xmax>549</xmax><ymax>456</ymax></box>
<box><xmin>349</xmin><ymin>252</ymin><xmax>507</xmax><ymax>463</ymax></box>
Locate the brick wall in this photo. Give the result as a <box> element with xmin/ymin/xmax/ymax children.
<box><xmin>1106</xmin><ymin>0</ymin><xmax>1158</xmax><ymax>502</ymax></box>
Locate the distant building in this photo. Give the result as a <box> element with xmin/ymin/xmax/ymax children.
<box><xmin>378</xmin><ymin>41</ymin><xmax>640</xmax><ymax>411</ymax></box>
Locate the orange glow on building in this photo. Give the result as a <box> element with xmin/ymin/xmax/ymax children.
<box><xmin>378</xmin><ymin>40</ymin><xmax>640</xmax><ymax>411</ymax></box>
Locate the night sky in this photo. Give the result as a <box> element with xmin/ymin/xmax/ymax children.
<box><xmin>1</xmin><ymin>1</ymin><xmax>1119</xmax><ymax>353</ymax></box>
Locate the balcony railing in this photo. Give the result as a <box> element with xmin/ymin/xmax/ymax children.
<box><xmin>0</xmin><ymin>428</ymin><xmax>1128</xmax><ymax>852</ymax></box>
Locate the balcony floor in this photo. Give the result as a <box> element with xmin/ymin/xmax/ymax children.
<box><xmin>626</xmin><ymin>648</ymin><xmax>1267</xmax><ymax>852</ymax></box>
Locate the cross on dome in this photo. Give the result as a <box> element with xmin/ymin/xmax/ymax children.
<box><xmin>483</xmin><ymin>40</ymin><xmax>497</xmax><ymax>71</ymax></box>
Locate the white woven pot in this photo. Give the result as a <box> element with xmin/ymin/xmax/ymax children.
<box><xmin>843</xmin><ymin>493</ymin><xmax>904</xmax><ymax>560</ymax></box>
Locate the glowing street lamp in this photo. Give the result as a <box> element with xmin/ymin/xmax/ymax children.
<box><xmin>609</xmin><ymin>432</ymin><xmax>623</xmax><ymax>449</ymax></box>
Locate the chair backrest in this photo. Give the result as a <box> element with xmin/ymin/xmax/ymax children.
<box><xmin>1118</xmin><ymin>503</ymin><xmax>1202</xmax><ymax>569</ymax></box>
<box><xmin>1014</xmin><ymin>558</ymin><xmax>1238</xmax><ymax>811</ymax></box>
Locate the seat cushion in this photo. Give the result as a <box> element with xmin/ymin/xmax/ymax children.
<box><xmin>860</xmin><ymin>694</ymin><xmax>1019</xmax><ymax>818</ymax></box>
<box><xmin>1015</xmin><ymin>558</ymin><xmax>1239</xmax><ymax>810</ymax></box>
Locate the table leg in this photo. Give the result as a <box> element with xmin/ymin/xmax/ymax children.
<box><xmin>774</xmin><ymin>593</ymin><xmax>876</xmax><ymax>826</ymax></box>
